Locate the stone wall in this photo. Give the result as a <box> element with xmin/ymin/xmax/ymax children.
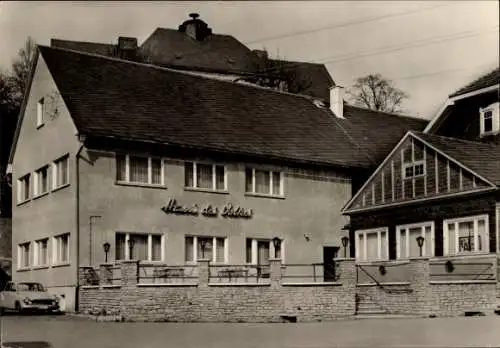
<box><xmin>79</xmin><ymin>256</ymin><xmax>500</xmax><ymax>322</ymax></box>
<box><xmin>356</xmin><ymin>256</ymin><xmax>498</xmax><ymax>317</ymax></box>
<box><xmin>79</xmin><ymin>259</ymin><xmax>356</xmax><ymax>323</ymax></box>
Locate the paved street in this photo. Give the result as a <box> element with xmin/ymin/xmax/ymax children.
<box><xmin>1</xmin><ymin>314</ymin><xmax>499</xmax><ymax>348</ymax></box>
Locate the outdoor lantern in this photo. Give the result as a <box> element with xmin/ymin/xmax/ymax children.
<box><xmin>341</xmin><ymin>236</ymin><xmax>349</xmax><ymax>258</ymax></box>
<box><xmin>127</xmin><ymin>238</ymin><xmax>135</xmax><ymax>260</ymax></box>
<box><xmin>416</xmin><ymin>236</ymin><xmax>425</xmax><ymax>257</ymax></box>
<box><xmin>272</xmin><ymin>237</ymin><xmax>282</xmax><ymax>258</ymax></box>
<box><xmin>103</xmin><ymin>242</ymin><xmax>111</xmax><ymax>263</ymax></box>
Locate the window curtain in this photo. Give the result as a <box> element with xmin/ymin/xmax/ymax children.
<box><xmin>130</xmin><ymin>234</ymin><xmax>148</xmax><ymax>260</ymax></box>
<box><xmin>215</xmin><ymin>166</ymin><xmax>225</xmax><ymax>190</ymax></box>
<box><xmin>129</xmin><ymin>156</ymin><xmax>148</xmax><ymax>183</ymax></box>
<box><xmin>196</xmin><ymin>164</ymin><xmax>213</xmax><ymax>189</ymax></box>
<box><xmin>408</xmin><ymin>227</ymin><xmax>421</xmax><ymax>257</ymax></box>
<box><xmin>151</xmin><ymin>235</ymin><xmax>162</xmax><ymax>261</ymax></box>
<box><xmin>184</xmin><ymin>163</ymin><xmax>194</xmax><ymax>187</ymax></box>
<box><xmin>255</xmin><ymin>170</ymin><xmax>270</xmax><ymax>194</ymax></box>
<box><xmin>366</xmin><ymin>233</ymin><xmax>378</xmax><ymax>260</ymax></box>
<box><xmin>272</xmin><ymin>172</ymin><xmax>280</xmax><ymax>195</ymax></box>
<box><xmin>151</xmin><ymin>159</ymin><xmax>162</xmax><ymax>185</ymax></box>
<box><xmin>116</xmin><ymin>155</ymin><xmax>126</xmax><ymax>181</ymax></box>
<box><xmin>197</xmin><ymin>237</ymin><xmax>213</xmax><ymax>261</ymax></box>
<box><xmin>216</xmin><ymin>238</ymin><xmax>225</xmax><ymax>263</ymax></box>
<box><xmin>185</xmin><ymin>237</ymin><xmax>194</xmax><ymax>262</ymax></box>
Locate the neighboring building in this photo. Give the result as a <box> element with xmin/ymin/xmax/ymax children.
<box><xmin>50</xmin><ymin>13</ymin><xmax>334</xmax><ymax>101</ymax></box>
<box><xmin>342</xmin><ymin>68</ymin><xmax>500</xmax><ymax>262</ymax></box>
<box><xmin>7</xmin><ymin>45</ymin><xmax>426</xmax><ymax>312</ymax></box>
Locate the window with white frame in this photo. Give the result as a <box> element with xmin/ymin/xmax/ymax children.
<box><xmin>246</xmin><ymin>238</ymin><xmax>284</xmax><ymax>264</ymax></box>
<box><xmin>34</xmin><ymin>238</ymin><xmax>49</xmax><ymax>266</ymax></box>
<box><xmin>402</xmin><ymin>144</ymin><xmax>425</xmax><ymax>180</ymax></box>
<box><xmin>245</xmin><ymin>168</ymin><xmax>283</xmax><ymax>196</ymax></box>
<box><xmin>34</xmin><ymin>166</ymin><xmax>49</xmax><ymax>196</ymax></box>
<box><xmin>52</xmin><ymin>155</ymin><xmax>69</xmax><ymax>189</ymax></box>
<box><xmin>37</xmin><ymin>98</ymin><xmax>44</xmax><ymax>127</ymax></box>
<box><xmin>18</xmin><ymin>242</ymin><xmax>30</xmax><ymax>269</ymax></box>
<box><xmin>115</xmin><ymin>232</ymin><xmax>164</xmax><ymax>261</ymax></box>
<box><xmin>185</xmin><ymin>236</ymin><xmax>227</xmax><ymax>263</ymax></box>
<box><xmin>53</xmin><ymin>234</ymin><xmax>70</xmax><ymax>264</ymax></box>
<box><xmin>17</xmin><ymin>174</ymin><xmax>30</xmax><ymax>203</ymax></box>
<box><xmin>355</xmin><ymin>228</ymin><xmax>389</xmax><ymax>261</ymax></box>
<box><xmin>116</xmin><ymin>154</ymin><xmax>164</xmax><ymax>185</ymax></box>
<box><xmin>184</xmin><ymin>162</ymin><xmax>226</xmax><ymax>191</ymax></box>
<box><xmin>480</xmin><ymin>102</ymin><xmax>499</xmax><ymax>136</ymax></box>
<box><xmin>396</xmin><ymin>222</ymin><xmax>434</xmax><ymax>259</ymax></box>
<box><xmin>444</xmin><ymin>215</ymin><xmax>489</xmax><ymax>255</ymax></box>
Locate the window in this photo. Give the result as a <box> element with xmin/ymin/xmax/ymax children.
<box><xmin>52</xmin><ymin>156</ymin><xmax>69</xmax><ymax>189</ymax></box>
<box><xmin>184</xmin><ymin>162</ymin><xmax>226</xmax><ymax>191</ymax></box>
<box><xmin>34</xmin><ymin>238</ymin><xmax>49</xmax><ymax>266</ymax></box>
<box><xmin>18</xmin><ymin>242</ymin><xmax>30</xmax><ymax>269</ymax></box>
<box><xmin>245</xmin><ymin>168</ymin><xmax>283</xmax><ymax>196</ymax></box>
<box><xmin>115</xmin><ymin>232</ymin><xmax>164</xmax><ymax>261</ymax></box>
<box><xmin>53</xmin><ymin>234</ymin><xmax>70</xmax><ymax>264</ymax></box>
<box><xmin>116</xmin><ymin>154</ymin><xmax>164</xmax><ymax>185</ymax></box>
<box><xmin>184</xmin><ymin>236</ymin><xmax>227</xmax><ymax>263</ymax></box>
<box><xmin>17</xmin><ymin>174</ymin><xmax>30</xmax><ymax>203</ymax></box>
<box><xmin>34</xmin><ymin>166</ymin><xmax>49</xmax><ymax>196</ymax></box>
<box><xmin>483</xmin><ymin>110</ymin><xmax>493</xmax><ymax>133</ymax></box>
<box><xmin>444</xmin><ymin>215</ymin><xmax>489</xmax><ymax>255</ymax></box>
<box><xmin>396</xmin><ymin>222</ymin><xmax>434</xmax><ymax>259</ymax></box>
<box><xmin>355</xmin><ymin>228</ymin><xmax>389</xmax><ymax>261</ymax></box>
<box><xmin>246</xmin><ymin>238</ymin><xmax>284</xmax><ymax>264</ymax></box>
<box><xmin>402</xmin><ymin>141</ymin><xmax>425</xmax><ymax>180</ymax></box>
<box><xmin>37</xmin><ymin>98</ymin><xmax>44</xmax><ymax>127</ymax></box>
<box><xmin>480</xmin><ymin>102</ymin><xmax>499</xmax><ymax>136</ymax></box>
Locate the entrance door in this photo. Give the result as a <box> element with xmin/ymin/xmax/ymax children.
<box><xmin>257</xmin><ymin>241</ymin><xmax>271</xmax><ymax>278</ymax></box>
<box><xmin>323</xmin><ymin>247</ymin><xmax>339</xmax><ymax>281</ymax></box>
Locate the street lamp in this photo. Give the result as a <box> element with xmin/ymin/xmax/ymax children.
<box><xmin>103</xmin><ymin>242</ymin><xmax>110</xmax><ymax>263</ymax></box>
<box><xmin>341</xmin><ymin>236</ymin><xmax>349</xmax><ymax>258</ymax></box>
<box><xmin>127</xmin><ymin>238</ymin><xmax>135</xmax><ymax>260</ymax></box>
<box><xmin>416</xmin><ymin>236</ymin><xmax>425</xmax><ymax>257</ymax></box>
<box><xmin>272</xmin><ymin>237</ymin><xmax>281</xmax><ymax>258</ymax></box>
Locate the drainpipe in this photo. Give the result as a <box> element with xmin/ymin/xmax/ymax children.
<box><xmin>75</xmin><ymin>135</ymin><xmax>85</xmax><ymax>311</ymax></box>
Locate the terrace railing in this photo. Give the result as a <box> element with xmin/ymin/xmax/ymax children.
<box><xmin>138</xmin><ymin>263</ymin><xmax>199</xmax><ymax>284</ymax></box>
<box><xmin>209</xmin><ymin>264</ymin><xmax>270</xmax><ymax>284</ymax></box>
<box><xmin>281</xmin><ymin>263</ymin><xmax>337</xmax><ymax>283</ymax></box>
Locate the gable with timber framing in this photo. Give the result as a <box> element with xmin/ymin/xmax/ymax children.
<box><xmin>343</xmin><ymin>132</ymin><xmax>495</xmax><ymax>213</ymax></box>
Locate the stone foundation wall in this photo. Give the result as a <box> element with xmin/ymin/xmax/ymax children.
<box><xmin>356</xmin><ymin>256</ymin><xmax>498</xmax><ymax>317</ymax></box>
<box><xmin>79</xmin><ymin>259</ymin><xmax>356</xmax><ymax>323</ymax></box>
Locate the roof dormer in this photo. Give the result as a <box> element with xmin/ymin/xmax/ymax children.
<box><xmin>479</xmin><ymin>101</ymin><xmax>499</xmax><ymax>137</ymax></box>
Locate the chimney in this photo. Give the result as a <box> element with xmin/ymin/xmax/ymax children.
<box><xmin>117</xmin><ymin>37</ymin><xmax>138</xmax><ymax>60</ymax></box>
<box><xmin>330</xmin><ymin>86</ymin><xmax>345</xmax><ymax>119</ymax></box>
<box><xmin>178</xmin><ymin>13</ymin><xmax>212</xmax><ymax>41</ymax></box>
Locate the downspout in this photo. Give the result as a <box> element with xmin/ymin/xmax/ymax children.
<box><xmin>75</xmin><ymin>137</ymin><xmax>85</xmax><ymax>312</ymax></box>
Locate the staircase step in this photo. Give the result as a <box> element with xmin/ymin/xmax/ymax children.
<box><xmin>355</xmin><ymin>313</ymin><xmax>415</xmax><ymax>319</ymax></box>
<box><xmin>356</xmin><ymin>309</ymin><xmax>387</xmax><ymax>315</ymax></box>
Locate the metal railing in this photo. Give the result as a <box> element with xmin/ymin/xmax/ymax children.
<box><xmin>281</xmin><ymin>263</ymin><xmax>337</xmax><ymax>283</ymax></box>
<box><xmin>356</xmin><ymin>264</ymin><xmax>413</xmax><ymax>294</ymax></box>
<box><xmin>429</xmin><ymin>260</ymin><xmax>496</xmax><ymax>281</ymax></box>
<box><xmin>138</xmin><ymin>263</ymin><xmax>199</xmax><ymax>284</ymax></box>
<box><xmin>209</xmin><ymin>264</ymin><xmax>270</xmax><ymax>284</ymax></box>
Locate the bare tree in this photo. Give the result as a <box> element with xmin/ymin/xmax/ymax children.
<box><xmin>347</xmin><ymin>74</ymin><xmax>409</xmax><ymax>113</ymax></box>
<box><xmin>10</xmin><ymin>36</ymin><xmax>37</xmax><ymax>108</ymax></box>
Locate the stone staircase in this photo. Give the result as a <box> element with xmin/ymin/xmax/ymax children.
<box><xmin>355</xmin><ymin>293</ymin><xmax>388</xmax><ymax>316</ymax></box>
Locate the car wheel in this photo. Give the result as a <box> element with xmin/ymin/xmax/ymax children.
<box><xmin>15</xmin><ymin>301</ymin><xmax>23</xmax><ymax>315</ymax></box>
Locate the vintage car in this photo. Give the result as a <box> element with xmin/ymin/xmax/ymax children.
<box><xmin>0</xmin><ymin>281</ymin><xmax>60</xmax><ymax>314</ymax></box>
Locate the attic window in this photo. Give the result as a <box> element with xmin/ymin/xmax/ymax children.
<box><xmin>480</xmin><ymin>102</ymin><xmax>499</xmax><ymax>137</ymax></box>
<box><xmin>37</xmin><ymin>98</ymin><xmax>45</xmax><ymax>128</ymax></box>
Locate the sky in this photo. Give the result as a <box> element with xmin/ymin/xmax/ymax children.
<box><xmin>0</xmin><ymin>1</ymin><xmax>498</xmax><ymax>119</ymax></box>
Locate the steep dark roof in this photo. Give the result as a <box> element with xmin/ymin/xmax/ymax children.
<box><xmin>139</xmin><ymin>28</ymin><xmax>263</xmax><ymax>74</ymax></box>
<box><xmin>414</xmin><ymin>132</ymin><xmax>500</xmax><ymax>186</ymax></box>
<box><xmin>449</xmin><ymin>68</ymin><xmax>500</xmax><ymax>98</ymax></box>
<box><xmin>341</xmin><ymin>106</ymin><xmax>428</xmax><ymax>166</ymax></box>
<box><xmin>37</xmin><ymin>46</ymin><xmax>426</xmax><ymax>170</ymax></box>
<box><xmin>50</xmin><ymin>39</ymin><xmax>116</xmax><ymax>57</ymax></box>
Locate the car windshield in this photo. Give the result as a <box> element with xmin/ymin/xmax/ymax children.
<box><xmin>17</xmin><ymin>283</ymin><xmax>45</xmax><ymax>292</ymax></box>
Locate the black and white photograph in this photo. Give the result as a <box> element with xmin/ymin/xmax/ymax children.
<box><xmin>0</xmin><ymin>1</ymin><xmax>499</xmax><ymax>347</ymax></box>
